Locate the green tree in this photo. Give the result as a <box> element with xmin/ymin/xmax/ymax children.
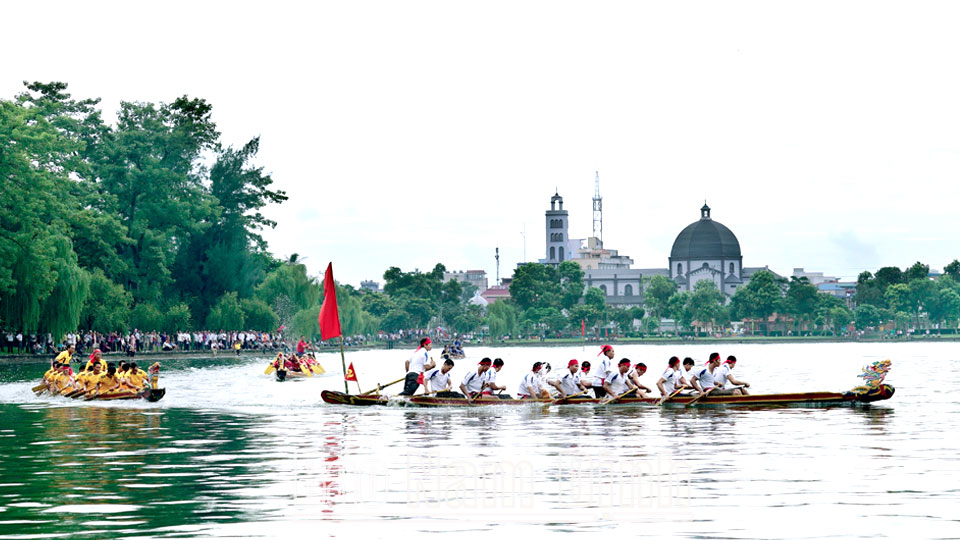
<box><xmin>730</xmin><ymin>270</ymin><xmax>784</xmax><ymax>335</ymax></box>
<box><xmin>206</xmin><ymin>292</ymin><xmax>245</xmax><ymax>330</ymax></box>
<box><xmin>785</xmin><ymin>276</ymin><xmax>819</xmax><ymax>334</ymax></box>
<box><xmin>162</xmin><ymin>303</ymin><xmax>193</xmax><ymax>333</ymax></box>
<box><xmin>944</xmin><ymin>260</ymin><xmax>960</xmax><ymax>281</ymax></box>
<box><xmin>855</xmin><ymin>304</ymin><xmax>883</xmax><ymax>331</ymax></box>
<box><xmin>484</xmin><ymin>301</ymin><xmax>518</xmax><ymax>338</ymax></box>
<box><xmin>644</xmin><ymin>275</ymin><xmax>677</xmax><ymax>332</ymax></box>
<box><xmin>509</xmin><ymin>263</ymin><xmax>560</xmax><ymax>311</ymax></box>
<box><xmin>686</xmin><ymin>280</ymin><xmax>725</xmax><ymax>333</ymax></box>
<box><xmin>904</xmin><ymin>262</ymin><xmax>930</xmax><ymax>282</ymax></box>
<box><xmin>241</xmin><ymin>298</ymin><xmax>279</xmax><ymax>331</ymax></box>
<box><xmin>558</xmin><ymin>261</ymin><xmax>586</xmax><ymax>309</ymax></box>
<box><xmin>80</xmin><ymin>269</ymin><xmax>132</xmax><ymax>332</ymax></box>
<box><xmin>129</xmin><ymin>303</ymin><xmax>162</xmax><ymax>331</ymax></box>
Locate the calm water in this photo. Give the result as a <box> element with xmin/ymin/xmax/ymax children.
<box><xmin>0</xmin><ymin>342</ymin><xmax>958</xmax><ymax>539</ymax></box>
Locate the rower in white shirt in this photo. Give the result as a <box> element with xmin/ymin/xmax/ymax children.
<box><xmin>690</xmin><ymin>353</ymin><xmax>722</xmax><ymax>395</ymax></box>
<box><xmin>714</xmin><ymin>355</ymin><xmax>749</xmax><ymax>395</ymax></box>
<box><xmin>517</xmin><ymin>362</ymin><xmax>544</xmax><ymax>399</ymax></box>
<box><xmin>602</xmin><ymin>358</ymin><xmax>637</xmax><ymax>399</ymax></box>
<box><xmin>657</xmin><ymin>356</ymin><xmax>684</xmax><ymax>397</ymax></box>
<box><xmin>591</xmin><ymin>344</ymin><xmax>616</xmax><ymax>398</ymax></box>
<box><xmin>549</xmin><ymin>359</ymin><xmax>590</xmax><ymax>399</ymax></box>
<box><xmin>460</xmin><ymin>358</ymin><xmax>492</xmax><ymax>402</ymax></box>
<box><xmin>482</xmin><ymin>358</ymin><xmax>507</xmax><ymax>397</ymax></box>
<box><xmin>423</xmin><ymin>358</ymin><xmax>455</xmax><ymax>395</ymax></box>
<box><xmin>627</xmin><ymin>362</ymin><xmax>652</xmax><ymax>397</ymax></box>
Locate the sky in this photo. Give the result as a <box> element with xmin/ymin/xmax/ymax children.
<box><xmin>5</xmin><ymin>1</ymin><xmax>960</xmax><ymax>286</ymax></box>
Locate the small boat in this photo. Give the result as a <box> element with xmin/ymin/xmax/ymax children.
<box><xmin>321</xmin><ymin>360</ymin><xmax>895</xmax><ymax>409</ymax></box>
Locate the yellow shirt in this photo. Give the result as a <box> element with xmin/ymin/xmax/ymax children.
<box><xmin>97</xmin><ymin>374</ymin><xmax>121</xmax><ymax>393</ymax></box>
<box><xmin>85</xmin><ymin>358</ymin><xmax>107</xmax><ymax>371</ymax></box>
<box><xmin>54</xmin><ymin>350</ymin><xmax>73</xmax><ymax>364</ymax></box>
<box><xmin>125</xmin><ymin>369</ymin><xmax>147</xmax><ymax>389</ymax></box>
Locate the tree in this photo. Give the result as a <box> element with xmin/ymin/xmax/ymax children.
<box><xmin>904</xmin><ymin>262</ymin><xmax>930</xmax><ymax>282</ymax></box>
<box><xmin>686</xmin><ymin>280</ymin><xmax>725</xmax><ymax>333</ymax></box>
<box><xmin>80</xmin><ymin>269</ymin><xmax>132</xmax><ymax>332</ymax></box>
<box><xmin>509</xmin><ymin>263</ymin><xmax>560</xmax><ymax>311</ymax></box>
<box><xmin>785</xmin><ymin>277</ymin><xmax>819</xmax><ymax>334</ymax></box>
<box><xmin>644</xmin><ymin>275</ymin><xmax>677</xmax><ymax>332</ymax></box>
<box><xmin>855</xmin><ymin>304</ymin><xmax>883</xmax><ymax>331</ymax></box>
<box><xmin>241</xmin><ymin>298</ymin><xmax>279</xmax><ymax>331</ymax></box>
<box><xmin>484</xmin><ymin>301</ymin><xmax>518</xmax><ymax>338</ymax></box>
<box><xmin>730</xmin><ymin>270</ymin><xmax>784</xmax><ymax>334</ymax></box>
<box><xmin>129</xmin><ymin>303</ymin><xmax>162</xmax><ymax>331</ymax></box>
<box><xmin>162</xmin><ymin>303</ymin><xmax>193</xmax><ymax>333</ymax></box>
<box><xmin>558</xmin><ymin>261</ymin><xmax>586</xmax><ymax>309</ymax></box>
<box><xmin>206</xmin><ymin>292</ymin><xmax>245</xmax><ymax>330</ymax></box>
<box><xmin>944</xmin><ymin>260</ymin><xmax>960</xmax><ymax>281</ymax></box>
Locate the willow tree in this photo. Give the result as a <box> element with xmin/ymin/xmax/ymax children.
<box><xmin>38</xmin><ymin>235</ymin><xmax>91</xmax><ymax>339</ymax></box>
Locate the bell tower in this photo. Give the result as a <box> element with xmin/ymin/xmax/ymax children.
<box><xmin>544</xmin><ymin>191</ymin><xmax>569</xmax><ymax>264</ymax></box>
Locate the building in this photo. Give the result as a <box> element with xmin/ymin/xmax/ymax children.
<box><xmin>534</xmin><ymin>187</ymin><xmax>779</xmax><ymax>306</ymax></box>
<box><xmin>359</xmin><ymin>280</ymin><xmax>381</xmax><ymax>293</ymax></box>
<box><xmin>443</xmin><ymin>269</ymin><xmax>489</xmax><ymax>293</ymax></box>
<box><xmin>792</xmin><ymin>268</ymin><xmax>838</xmax><ymax>286</ymax></box>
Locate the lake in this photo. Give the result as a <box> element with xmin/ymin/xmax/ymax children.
<box><xmin>0</xmin><ymin>342</ymin><xmax>957</xmax><ymax>539</ymax></box>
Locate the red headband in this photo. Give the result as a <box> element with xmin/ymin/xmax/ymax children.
<box><xmin>478</xmin><ymin>359</ymin><xmax>491</xmax><ymax>366</ymax></box>
<box><xmin>724</xmin><ymin>359</ymin><xmax>737</xmax><ymax>364</ymax></box>
<box><xmin>416</xmin><ymin>337</ymin><xmax>432</xmax><ymax>351</ymax></box>
<box><xmin>568</xmin><ymin>359</ymin><xmax>579</xmax><ymax>368</ymax></box>
<box><xmin>618</xmin><ymin>359</ymin><xmax>630</xmax><ymax>366</ymax></box>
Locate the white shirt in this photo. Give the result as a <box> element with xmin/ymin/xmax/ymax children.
<box><xmin>424</xmin><ymin>368</ymin><xmax>450</xmax><ymax>392</ymax></box>
<box><xmin>559</xmin><ymin>371</ymin><xmax>581</xmax><ymax>395</ymax></box>
<box><xmin>461</xmin><ymin>370</ymin><xmax>485</xmax><ymax>394</ymax></box>
<box><xmin>606</xmin><ymin>370</ymin><xmax>630</xmax><ymax>395</ymax></box>
<box><xmin>517</xmin><ymin>372</ymin><xmax>541</xmax><ymax>397</ymax></box>
<box><xmin>483</xmin><ymin>368</ymin><xmax>498</xmax><ymax>388</ymax></box>
<box><xmin>695</xmin><ymin>366</ymin><xmax>716</xmax><ymax>390</ymax></box>
<box><xmin>660</xmin><ymin>367</ymin><xmax>681</xmax><ymax>395</ymax></box>
<box><xmin>407</xmin><ymin>349</ymin><xmax>429</xmax><ymax>374</ymax></box>
<box><xmin>714</xmin><ymin>365</ymin><xmax>732</xmax><ymax>388</ymax></box>
<box><xmin>592</xmin><ymin>356</ymin><xmax>612</xmax><ymax>387</ymax></box>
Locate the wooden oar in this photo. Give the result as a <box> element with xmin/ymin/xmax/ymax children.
<box><xmin>360</xmin><ymin>377</ymin><xmax>405</xmax><ymax>395</ymax></box>
<box><xmin>264</xmin><ymin>364</ymin><xmax>276</xmax><ymax>375</ymax></box>
<box><xmin>32</xmin><ymin>383</ymin><xmax>47</xmax><ymax>393</ymax></box>
<box><xmin>311</xmin><ymin>363</ymin><xmax>325</xmax><ymax>375</ymax></box>
<box><xmin>548</xmin><ymin>388</ymin><xmax>591</xmax><ymax>405</ymax></box>
<box><xmin>685</xmin><ymin>387</ymin><xmax>716</xmax><ymax>408</ymax></box>
<box><xmin>298</xmin><ymin>360</ymin><xmax>313</xmax><ymax>377</ymax></box>
<box><xmin>604</xmin><ymin>388</ymin><xmax>637</xmax><ymax>405</ymax></box>
<box><xmin>659</xmin><ymin>387</ymin><xmax>685</xmax><ymax>406</ymax></box>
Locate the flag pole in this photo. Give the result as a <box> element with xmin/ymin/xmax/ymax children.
<box><xmin>339</xmin><ymin>335</ymin><xmax>349</xmax><ymax>393</ymax></box>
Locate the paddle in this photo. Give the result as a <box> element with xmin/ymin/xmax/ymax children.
<box><xmin>548</xmin><ymin>388</ymin><xmax>591</xmax><ymax>405</ymax></box>
<box><xmin>604</xmin><ymin>387</ymin><xmax>637</xmax><ymax>405</ymax></box>
<box><xmin>311</xmin><ymin>363</ymin><xmax>326</xmax><ymax>375</ymax></box>
<box><xmin>686</xmin><ymin>386</ymin><xmax>716</xmax><ymax>407</ymax></box>
<box><xmin>264</xmin><ymin>364</ymin><xmax>276</xmax><ymax>375</ymax></box>
<box><xmin>360</xmin><ymin>377</ymin><xmax>405</xmax><ymax>396</ymax></box>
<box><xmin>659</xmin><ymin>387</ymin><xmax>685</xmax><ymax>406</ymax></box>
<box><xmin>298</xmin><ymin>360</ymin><xmax>313</xmax><ymax>377</ymax></box>
<box><xmin>31</xmin><ymin>383</ymin><xmax>47</xmax><ymax>393</ymax></box>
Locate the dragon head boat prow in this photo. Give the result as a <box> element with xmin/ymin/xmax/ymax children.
<box><xmin>844</xmin><ymin>359</ymin><xmax>895</xmax><ymax>403</ymax></box>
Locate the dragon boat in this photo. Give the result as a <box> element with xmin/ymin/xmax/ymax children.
<box><xmin>321</xmin><ymin>360</ymin><xmax>895</xmax><ymax>408</ymax></box>
<box><xmin>264</xmin><ymin>353</ymin><xmax>325</xmax><ymax>381</ymax></box>
<box><xmin>35</xmin><ymin>363</ymin><xmax>166</xmax><ymax>402</ymax></box>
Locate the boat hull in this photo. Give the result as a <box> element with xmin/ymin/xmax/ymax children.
<box><xmin>321</xmin><ymin>385</ymin><xmax>894</xmax><ymax>408</ymax></box>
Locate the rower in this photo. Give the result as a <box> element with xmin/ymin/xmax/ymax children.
<box><xmin>549</xmin><ymin>359</ymin><xmax>590</xmax><ymax>399</ymax></box>
<box><xmin>680</xmin><ymin>357</ymin><xmax>696</xmax><ymax>390</ymax></box>
<box><xmin>296</xmin><ymin>335</ymin><xmax>310</xmax><ymax>356</ymax></box>
<box><xmin>656</xmin><ymin>357</ymin><xmax>684</xmax><ymax>397</ymax></box>
<box><xmin>125</xmin><ymin>362</ymin><xmax>148</xmax><ymax>391</ymax></box>
<box><xmin>538</xmin><ymin>363</ymin><xmax>553</xmax><ymax>398</ymax></box>
<box><xmin>602</xmin><ymin>358</ymin><xmax>637</xmax><ymax>398</ymax></box>
<box><xmin>590</xmin><ymin>344</ymin><xmax>616</xmax><ymax>398</ymax></box>
<box><xmin>96</xmin><ymin>363</ymin><xmax>122</xmax><ymax>395</ymax></box>
<box><xmin>690</xmin><ymin>353</ymin><xmax>722</xmax><ymax>395</ymax></box>
<box><xmin>628</xmin><ymin>362</ymin><xmax>652</xmax><ymax>397</ymax></box>
<box><xmin>714</xmin><ymin>355</ymin><xmax>749</xmax><ymax>395</ymax></box>
<box><xmin>54</xmin><ymin>344</ymin><xmax>75</xmax><ymax>366</ymax></box>
<box><xmin>460</xmin><ymin>358</ymin><xmax>491</xmax><ymax>402</ymax></box>
<box><xmin>517</xmin><ymin>362</ymin><xmax>544</xmax><ymax>399</ymax></box>
<box><xmin>424</xmin><ymin>358</ymin><xmax>455</xmax><ymax>395</ymax></box>
<box><xmin>80</xmin><ymin>362</ymin><xmax>103</xmax><ymax>395</ymax></box>
<box><xmin>482</xmin><ymin>358</ymin><xmax>507</xmax><ymax>397</ymax></box>
<box><xmin>399</xmin><ymin>338</ymin><xmax>435</xmax><ymax>396</ymax></box>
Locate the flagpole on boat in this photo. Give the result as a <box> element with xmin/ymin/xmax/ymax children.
<box><xmin>339</xmin><ymin>335</ymin><xmax>349</xmax><ymax>393</ymax></box>
<box><xmin>319</xmin><ymin>262</ymin><xmax>349</xmax><ymax>394</ymax></box>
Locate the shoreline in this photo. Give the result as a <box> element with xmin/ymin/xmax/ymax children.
<box><xmin>2</xmin><ymin>334</ymin><xmax>956</xmax><ymax>364</ymax></box>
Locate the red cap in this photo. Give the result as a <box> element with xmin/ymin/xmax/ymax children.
<box><xmin>598</xmin><ymin>344</ymin><xmax>613</xmax><ymax>356</ymax></box>
<box><xmin>568</xmin><ymin>359</ymin><xmax>579</xmax><ymax>368</ymax></box>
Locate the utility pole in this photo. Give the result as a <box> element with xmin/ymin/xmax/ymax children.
<box><xmin>495</xmin><ymin>247</ymin><xmax>500</xmax><ymax>286</ymax></box>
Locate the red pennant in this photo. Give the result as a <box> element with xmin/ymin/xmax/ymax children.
<box><xmin>319</xmin><ymin>263</ymin><xmax>342</xmax><ymax>341</ymax></box>
<box><xmin>344</xmin><ymin>362</ymin><xmax>358</xmax><ymax>382</ymax></box>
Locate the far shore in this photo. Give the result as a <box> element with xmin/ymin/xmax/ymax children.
<box><xmin>2</xmin><ymin>334</ymin><xmax>956</xmax><ymax>364</ymax></box>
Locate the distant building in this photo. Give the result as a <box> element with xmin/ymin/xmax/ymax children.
<box><xmin>481</xmin><ymin>284</ymin><xmax>511</xmax><ymax>303</ymax></box>
<box><xmin>443</xmin><ymin>269</ymin><xmax>488</xmax><ymax>293</ymax></box>
<box><xmin>792</xmin><ymin>268</ymin><xmax>838</xmax><ymax>286</ymax></box>
<box><xmin>360</xmin><ymin>280</ymin><xmax>381</xmax><ymax>293</ymax></box>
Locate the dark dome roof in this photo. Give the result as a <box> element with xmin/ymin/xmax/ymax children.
<box><xmin>670</xmin><ymin>204</ymin><xmax>741</xmax><ymax>259</ymax></box>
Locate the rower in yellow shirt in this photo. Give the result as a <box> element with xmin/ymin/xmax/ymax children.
<box><xmin>123</xmin><ymin>362</ymin><xmax>148</xmax><ymax>391</ymax></box>
<box><xmin>78</xmin><ymin>363</ymin><xmax>103</xmax><ymax>396</ymax></box>
<box><xmin>93</xmin><ymin>364</ymin><xmax>123</xmax><ymax>397</ymax></box>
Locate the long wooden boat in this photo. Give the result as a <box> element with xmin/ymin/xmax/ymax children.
<box><xmin>321</xmin><ymin>384</ymin><xmax>895</xmax><ymax>408</ymax></box>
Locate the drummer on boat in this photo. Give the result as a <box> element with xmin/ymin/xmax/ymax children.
<box><xmin>85</xmin><ymin>349</ymin><xmax>107</xmax><ymax>372</ymax></box>
<box><xmin>54</xmin><ymin>344</ymin><xmax>75</xmax><ymax>366</ymax></box>
<box><xmin>399</xmin><ymin>338</ymin><xmax>436</xmax><ymax>396</ymax></box>
<box><xmin>460</xmin><ymin>357</ymin><xmax>491</xmax><ymax>402</ymax></box>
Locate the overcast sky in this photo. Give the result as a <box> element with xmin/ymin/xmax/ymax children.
<box><xmin>5</xmin><ymin>1</ymin><xmax>960</xmax><ymax>286</ymax></box>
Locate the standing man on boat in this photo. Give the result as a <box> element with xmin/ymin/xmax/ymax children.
<box><xmin>54</xmin><ymin>344</ymin><xmax>75</xmax><ymax>366</ymax></box>
<box><xmin>424</xmin><ymin>358</ymin><xmax>455</xmax><ymax>395</ymax></box>
<box><xmin>460</xmin><ymin>358</ymin><xmax>491</xmax><ymax>402</ymax></box>
<box><xmin>590</xmin><ymin>344</ymin><xmax>616</xmax><ymax>398</ymax></box>
<box><xmin>714</xmin><ymin>355</ymin><xmax>749</xmax><ymax>395</ymax></box>
<box><xmin>296</xmin><ymin>336</ymin><xmax>310</xmax><ymax>356</ymax></box>
<box><xmin>399</xmin><ymin>338</ymin><xmax>436</xmax><ymax>396</ymax></box>
<box><xmin>602</xmin><ymin>358</ymin><xmax>637</xmax><ymax>399</ymax></box>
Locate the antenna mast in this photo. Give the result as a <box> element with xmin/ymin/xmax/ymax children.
<box><xmin>495</xmin><ymin>247</ymin><xmax>500</xmax><ymax>286</ymax></box>
<box><xmin>592</xmin><ymin>171</ymin><xmax>603</xmax><ymax>248</ymax></box>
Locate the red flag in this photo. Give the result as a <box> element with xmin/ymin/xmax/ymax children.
<box><xmin>319</xmin><ymin>262</ymin><xmax>342</xmax><ymax>341</ymax></box>
<box><xmin>581</xmin><ymin>319</ymin><xmax>585</xmax><ymax>337</ymax></box>
<box><xmin>344</xmin><ymin>362</ymin><xmax>358</xmax><ymax>382</ymax></box>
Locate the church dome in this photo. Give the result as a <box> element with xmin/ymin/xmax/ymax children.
<box><xmin>670</xmin><ymin>204</ymin><xmax>741</xmax><ymax>259</ymax></box>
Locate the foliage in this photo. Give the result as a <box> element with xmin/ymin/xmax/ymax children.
<box><xmin>206</xmin><ymin>292</ymin><xmax>245</xmax><ymax>330</ymax></box>
<box><xmin>240</xmin><ymin>298</ymin><xmax>279</xmax><ymax>332</ymax></box>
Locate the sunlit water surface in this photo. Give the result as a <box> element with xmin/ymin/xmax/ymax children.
<box><xmin>0</xmin><ymin>342</ymin><xmax>958</xmax><ymax>539</ymax></box>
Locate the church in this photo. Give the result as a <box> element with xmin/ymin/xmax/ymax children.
<box><xmin>537</xmin><ymin>188</ymin><xmax>776</xmax><ymax>307</ymax></box>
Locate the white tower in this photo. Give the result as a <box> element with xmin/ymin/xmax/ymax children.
<box><xmin>544</xmin><ymin>192</ymin><xmax>569</xmax><ymax>264</ymax></box>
